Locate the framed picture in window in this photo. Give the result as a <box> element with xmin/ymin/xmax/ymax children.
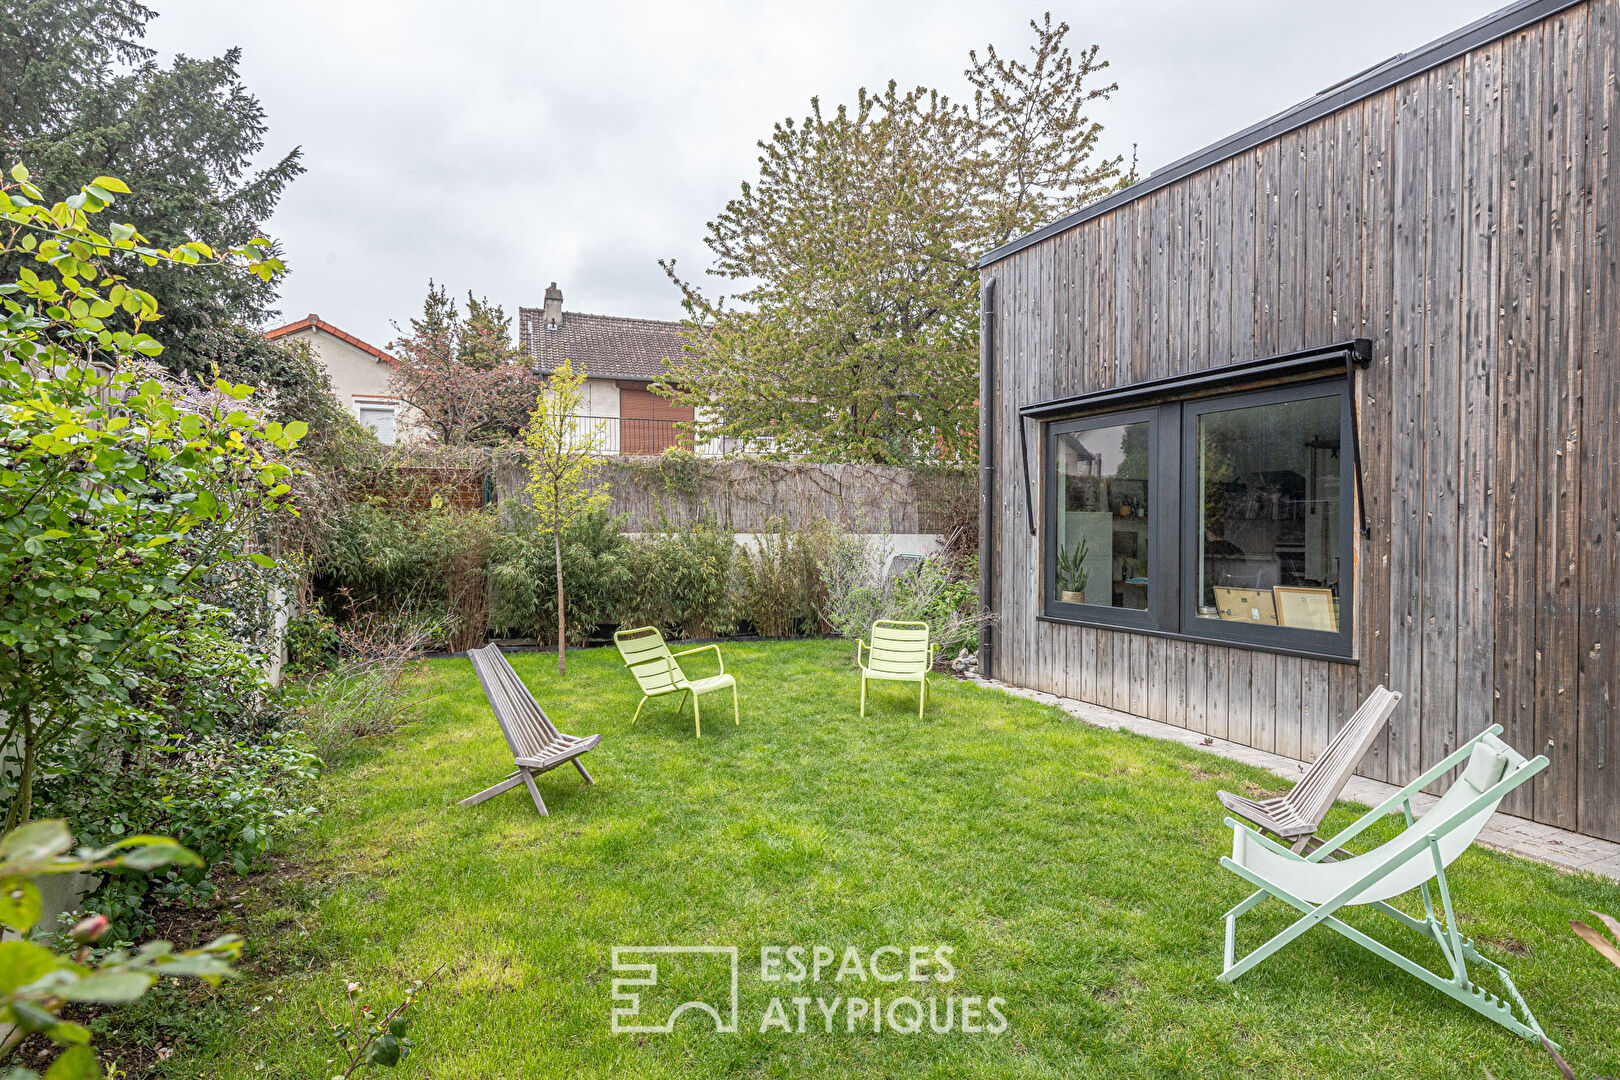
<box><xmin>1273</xmin><ymin>586</ymin><xmax>1338</xmax><ymax>632</ymax></box>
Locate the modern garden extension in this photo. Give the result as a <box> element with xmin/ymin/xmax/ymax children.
<box><xmin>978</xmin><ymin>0</ymin><xmax>1620</xmax><ymax>846</ymax></box>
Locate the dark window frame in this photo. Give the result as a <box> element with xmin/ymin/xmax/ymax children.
<box><xmin>1039</xmin><ymin>375</ymin><xmax>1357</xmax><ymax>660</ymax></box>
<box><xmin>1178</xmin><ymin>380</ymin><xmax>1357</xmax><ymax>658</ymax></box>
<box><xmin>1041</xmin><ymin>408</ymin><xmax>1179</xmax><ymax>632</ymax></box>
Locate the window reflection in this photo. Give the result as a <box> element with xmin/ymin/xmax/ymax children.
<box><xmin>1195</xmin><ymin>395</ymin><xmax>1342</xmax><ymax>631</ymax></box>
<box><xmin>1055</xmin><ymin>421</ymin><xmax>1150</xmax><ymax>610</ymax></box>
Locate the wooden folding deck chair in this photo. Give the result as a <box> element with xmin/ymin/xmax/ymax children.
<box><xmin>613</xmin><ymin>626</ymin><xmax>738</xmax><ymax>738</ymax></box>
<box><xmin>1218</xmin><ymin>684</ymin><xmax>1401</xmax><ymax>853</ymax></box>
<box><xmin>1219</xmin><ymin>725</ymin><xmax>1551</xmax><ymax>1043</ymax></box>
<box><xmin>460</xmin><ymin>644</ymin><xmax>600</xmax><ymax>816</ymax></box>
<box><xmin>856</xmin><ymin>619</ymin><xmax>938</xmax><ymax>718</ymax></box>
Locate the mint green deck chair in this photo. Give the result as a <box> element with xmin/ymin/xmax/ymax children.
<box><xmin>856</xmin><ymin>620</ymin><xmax>938</xmax><ymax>718</ymax></box>
<box><xmin>613</xmin><ymin>626</ymin><xmax>738</xmax><ymax>738</ymax></box>
<box><xmin>1219</xmin><ymin>725</ymin><xmax>1552</xmax><ymax>1043</ymax></box>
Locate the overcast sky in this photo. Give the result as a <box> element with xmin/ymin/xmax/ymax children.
<box><xmin>142</xmin><ymin>0</ymin><xmax>1506</xmax><ymax>350</ymax></box>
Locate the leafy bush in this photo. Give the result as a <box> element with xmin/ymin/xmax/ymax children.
<box><xmin>315</xmin><ymin>504</ymin><xmax>498</xmax><ymax>650</ymax></box>
<box><xmin>0</xmin><ymin>820</ymin><xmax>241</xmax><ymax>1079</ymax></box>
<box><xmin>41</xmin><ymin>732</ymin><xmax>318</xmax><ymax>935</ymax></box>
<box><xmin>820</xmin><ymin>540</ymin><xmax>989</xmax><ymax>658</ymax></box>
<box><xmin>285</xmin><ymin>598</ymin><xmax>342</xmax><ymax>675</ymax></box>
<box><xmin>620</xmin><ymin>523</ymin><xmax>739</xmax><ymax>639</ymax></box>
<box><xmin>736</xmin><ymin>521</ymin><xmax>835</xmax><ymax>638</ymax></box>
<box><xmin>0</xmin><ymin>168</ymin><xmax>296</xmax><ymax>831</ymax></box>
<box><xmin>488</xmin><ymin>508</ymin><xmax>630</xmax><ymax>645</ymax></box>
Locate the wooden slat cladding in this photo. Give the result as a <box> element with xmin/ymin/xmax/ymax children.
<box><xmin>985</xmin><ymin>0</ymin><xmax>1620</xmax><ymax>841</ymax></box>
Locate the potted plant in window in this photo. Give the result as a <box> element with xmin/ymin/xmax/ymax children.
<box><xmin>1057</xmin><ymin>537</ymin><xmax>1090</xmax><ymax>604</ymax></box>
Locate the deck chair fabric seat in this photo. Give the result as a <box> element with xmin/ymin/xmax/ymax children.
<box><xmin>460</xmin><ymin>644</ymin><xmax>600</xmax><ymax>817</ymax></box>
<box><xmin>857</xmin><ymin>620</ymin><xmax>938</xmax><ymax>718</ymax></box>
<box><xmin>613</xmin><ymin>626</ymin><xmax>739</xmax><ymax>738</ymax></box>
<box><xmin>1218</xmin><ymin>684</ymin><xmax>1401</xmax><ymax>852</ymax></box>
<box><xmin>1219</xmin><ymin>726</ymin><xmax>1552</xmax><ymax>1043</ymax></box>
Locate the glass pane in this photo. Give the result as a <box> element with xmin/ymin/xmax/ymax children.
<box><xmin>1054</xmin><ymin>421</ymin><xmax>1151</xmax><ymax>610</ymax></box>
<box><xmin>1195</xmin><ymin>395</ymin><xmax>1342</xmax><ymax>632</ymax></box>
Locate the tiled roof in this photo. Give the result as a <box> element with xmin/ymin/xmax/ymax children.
<box><xmin>265</xmin><ymin>314</ymin><xmax>396</xmax><ymax>366</ymax></box>
<box><xmin>518</xmin><ymin>308</ymin><xmax>689</xmax><ymax>383</ymax></box>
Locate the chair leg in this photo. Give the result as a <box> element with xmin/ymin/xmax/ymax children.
<box><xmin>459</xmin><ymin>771</ymin><xmax>525</xmax><ymax>807</ymax></box>
<box><xmin>918</xmin><ymin>675</ymin><xmax>927</xmax><ymax>718</ymax></box>
<box><xmin>632</xmin><ymin>696</ymin><xmax>648</xmax><ymax>726</ymax></box>
<box><xmin>732</xmin><ymin>684</ymin><xmax>740</xmax><ymax>725</ymax></box>
<box><xmin>573</xmin><ymin>756</ymin><xmax>595</xmax><ymax>785</ymax></box>
<box><xmin>692</xmin><ymin>692</ymin><xmax>702</xmax><ymax>739</ymax></box>
<box><xmin>520</xmin><ymin>769</ymin><xmax>549</xmax><ymax>816</ymax></box>
<box><xmin>676</xmin><ymin>689</ymin><xmax>690</xmax><ymax>716</ymax></box>
<box><xmin>860</xmin><ymin>677</ymin><xmax>867</xmax><ymax>717</ymax></box>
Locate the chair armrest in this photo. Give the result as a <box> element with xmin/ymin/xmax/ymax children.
<box><xmin>672</xmin><ymin>642</ymin><xmax>723</xmax><ymax>675</ymax></box>
<box><xmin>856</xmin><ymin>639</ymin><xmax>869</xmax><ymax>666</ymax></box>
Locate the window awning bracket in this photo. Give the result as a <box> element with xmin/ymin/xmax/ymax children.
<box><xmin>1346</xmin><ymin>347</ymin><xmax>1373</xmax><ymax>539</ymax></box>
<box><xmin>1019</xmin><ymin>412</ymin><xmax>1037</xmax><ymax>537</ymax></box>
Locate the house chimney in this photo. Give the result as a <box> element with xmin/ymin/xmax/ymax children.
<box><xmin>542</xmin><ymin>283</ymin><xmax>563</xmax><ymax>331</ymax></box>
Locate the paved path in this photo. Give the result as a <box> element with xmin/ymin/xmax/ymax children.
<box><xmin>973</xmin><ymin>674</ymin><xmax>1620</xmax><ymax>883</ymax></box>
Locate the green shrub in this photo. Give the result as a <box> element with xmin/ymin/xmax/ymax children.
<box><xmin>39</xmin><ymin>730</ymin><xmax>317</xmax><ymax>935</ymax></box>
<box><xmin>821</xmin><ymin>541</ymin><xmax>988</xmax><ymax>658</ymax></box>
<box><xmin>620</xmin><ymin>523</ymin><xmax>739</xmax><ymax>640</ymax></box>
<box><xmin>285</xmin><ymin>598</ymin><xmax>341</xmax><ymax>675</ymax></box>
<box><xmin>314</xmin><ymin>504</ymin><xmax>498</xmax><ymax>650</ymax></box>
<box><xmin>488</xmin><ymin>508</ymin><xmax>630</xmax><ymax>645</ymax></box>
<box><xmin>737</xmin><ymin>520</ymin><xmax>835</xmax><ymax>638</ymax></box>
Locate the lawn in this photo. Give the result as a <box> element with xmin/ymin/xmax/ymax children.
<box><xmin>168</xmin><ymin>639</ymin><xmax>1618</xmax><ymax>1079</ymax></box>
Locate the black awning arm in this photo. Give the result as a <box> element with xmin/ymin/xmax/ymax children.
<box><xmin>1346</xmin><ymin>345</ymin><xmax>1373</xmax><ymax>539</ymax></box>
<box><xmin>1019</xmin><ymin>412</ymin><xmax>1037</xmax><ymax>537</ymax></box>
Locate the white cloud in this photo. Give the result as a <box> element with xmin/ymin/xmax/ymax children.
<box><xmin>142</xmin><ymin>0</ymin><xmax>1502</xmax><ymax>347</ymax></box>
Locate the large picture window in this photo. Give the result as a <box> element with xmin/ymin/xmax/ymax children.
<box><xmin>1041</xmin><ymin>378</ymin><xmax>1356</xmax><ymax>658</ymax></box>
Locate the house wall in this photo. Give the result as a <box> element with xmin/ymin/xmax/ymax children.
<box><xmin>282</xmin><ymin>326</ymin><xmax>396</xmax><ymax>416</ymax></box>
<box><xmin>580</xmin><ymin>377</ymin><xmax>622</xmax><ymax>453</ymax></box>
<box><xmin>983</xmin><ymin>0</ymin><xmax>1619</xmax><ymax>840</ymax></box>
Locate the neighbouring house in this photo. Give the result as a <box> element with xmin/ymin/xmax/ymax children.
<box><xmin>265</xmin><ymin>314</ymin><xmax>401</xmax><ymax>443</ymax></box>
<box><xmin>980</xmin><ymin>0</ymin><xmax>1618</xmax><ymax>843</ymax></box>
<box><xmin>519</xmin><ymin>282</ymin><xmax>697</xmax><ymax>456</ymax></box>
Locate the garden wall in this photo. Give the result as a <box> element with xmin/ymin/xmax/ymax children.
<box><xmin>493</xmin><ymin>458</ymin><xmax>975</xmax><ymax>537</ymax></box>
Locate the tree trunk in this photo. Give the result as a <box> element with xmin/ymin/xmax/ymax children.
<box><xmin>554</xmin><ymin>527</ymin><xmax>566</xmax><ymax>674</ymax></box>
<box><xmin>5</xmin><ymin>703</ymin><xmax>35</xmax><ymax>832</ymax></box>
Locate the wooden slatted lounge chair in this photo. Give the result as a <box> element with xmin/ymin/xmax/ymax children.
<box><xmin>459</xmin><ymin>644</ymin><xmax>600</xmax><ymax>817</ymax></box>
<box><xmin>1217</xmin><ymin>684</ymin><xmax>1401</xmax><ymax>853</ymax></box>
<box><xmin>1219</xmin><ymin>725</ymin><xmax>1551</xmax><ymax>1043</ymax></box>
<box><xmin>856</xmin><ymin>619</ymin><xmax>938</xmax><ymax>718</ymax></box>
<box><xmin>613</xmin><ymin>626</ymin><xmax>738</xmax><ymax>739</ymax></box>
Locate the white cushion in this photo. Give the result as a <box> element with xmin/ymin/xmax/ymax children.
<box><xmin>1461</xmin><ymin>743</ymin><xmax>1509</xmax><ymax>793</ymax></box>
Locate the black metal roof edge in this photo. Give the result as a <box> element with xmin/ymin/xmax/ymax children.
<box><xmin>980</xmin><ymin>0</ymin><xmax>1585</xmax><ymax>269</ymax></box>
<box><xmin>1019</xmin><ymin>339</ymin><xmax>1371</xmax><ymax>418</ymax></box>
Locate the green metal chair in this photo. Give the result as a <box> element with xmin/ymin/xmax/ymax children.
<box><xmin>613</xmin><ymin>626</ymin><xmax>738</xmax><ymax>738</ymax></box>
<box><xmin>1219</xmin><ymin>725</ymin><xmax>1552</xmax><ymax>1043</ymax></box>
<box><xmin>856</xmin><ymin>619</ymin><xmax>938</xmax><ymax>718</ymax></box>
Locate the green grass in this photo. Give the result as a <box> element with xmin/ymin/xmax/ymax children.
<box><xmin>171</xmin><ymin>639</ymin><xmax>1618</xmax><ymax>1079</ymax></box>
